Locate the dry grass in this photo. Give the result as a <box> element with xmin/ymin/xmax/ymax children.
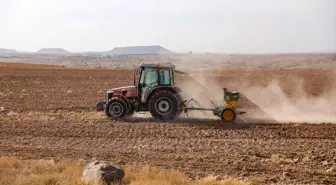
<box><xmin>0</xmin><ymin>157</ymin><xmax>254</xmax><ymax>185</ymax></box>
<box><xmin>0</xmin><ymin>157</ymin><xmax>85</xmax><ymax>185</ymax></box>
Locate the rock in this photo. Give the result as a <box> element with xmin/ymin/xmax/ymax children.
<box><xmin>283</xmin><ymin>172</ymin><xmax>290</xmax><ymax>178</ymax></box>
<box><xmin>176</xmin><ymin>155</ymin><xmax>183</xmax><ymax>161</ymax></box>
<box><xmin>322</xmin><ymin>160</ymin><xmax>329</xmax><ymax>166</ymax></box>
<box><xmin>7</xmin><ymin>111</ymin><xmax>18</xmax><ymax>116</ymax></box>
<box><xmin>302</xmin><ymin>156</ymin><xmax>310</xmax><ymax>162</ymax></box>
<box><xmin>240</xmin><ymin>172</ymin><xmax>249</xmax><ymax>177</ymax></box>
<box><xmin>0</xmin><ymin>106</ymin><xmax>5</xmax><ymax>112</ymax></box>
<box><xmin>326</xmin><ymin>166</ymin><xmax>335</xmax><ymax>173</ymax></box>
<box><xmin>81</xmin><ymin>160</ymin><xmax>124</xmax><ymax>185</ymax></box>
<box><xmin>268</xmin><ymin>176</ymin><xmax>279</xmax><ymax>183</ymax></box>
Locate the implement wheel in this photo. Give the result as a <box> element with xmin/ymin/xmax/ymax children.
<box><xmin>220</xmin><ymin>108</ymin><xmax>236</xmax><ymax>122</ymax></box>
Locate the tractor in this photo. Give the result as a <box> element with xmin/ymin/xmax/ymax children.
<box><xmin>96</xmin><ymin>62</ymin><xmax>184</xmax><ymax>120</ymax></box>
<box><xmin>96</xmin><ymin>62</ymin><xmax>245</xmax><ymax>122</ymax></box>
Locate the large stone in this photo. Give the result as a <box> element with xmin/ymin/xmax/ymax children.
<box><xmin>81</xmin><ymin>160</ymin><xmax>125</xmax><ymax>185</ymax></box>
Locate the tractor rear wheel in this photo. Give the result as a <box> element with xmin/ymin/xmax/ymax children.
<box><xmin>105</xmin><ymin>99</ymin><xmax>127</xmax><ymax>120</ymax></box>
<box><xmin>149</xmin><ymin>91</ymin><xmax>180</xmax><ymax>120</ymax></box>
<box><xmin>220</xmin><ymin>108</ymin><xmax>236</xmax><ymax>122</ymax></box>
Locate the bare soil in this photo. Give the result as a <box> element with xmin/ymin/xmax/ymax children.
<box><xmin>0</xmin><ymin>63</ymin><xmax>335</xmax><ymax>185</ymax></box>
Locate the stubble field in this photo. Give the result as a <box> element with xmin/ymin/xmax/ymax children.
<box><xmin>0</xmin><ymin>62</ymin><xmax>335</xmax><ymax>185</ymax></box>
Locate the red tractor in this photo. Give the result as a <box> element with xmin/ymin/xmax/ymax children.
<box><xmin>96</xmin><ymin>62</ymin><xmax>185</xmax><ymax>120</ymax></box>
<box><xmin>96</xmin><ymin>62</ymin><xmax>245</xmax><ymax>122</ymax></box>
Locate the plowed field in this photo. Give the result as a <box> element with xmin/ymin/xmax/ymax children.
<box><xmin>0</xmin><ymin>63</ymin><xmax>335</xmax><ymax>185</ymax></box>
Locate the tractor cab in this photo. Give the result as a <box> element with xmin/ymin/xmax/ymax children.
<box><xmin>136</xmin><ymin>62</ymin><xmax>176</xmax><ymax>103</ymax></box>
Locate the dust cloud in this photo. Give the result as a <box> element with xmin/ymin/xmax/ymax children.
<box><xmin>241</xmin><ymin>79</ymin><xmax>336</xmax><ymax>123</ymax></box>
<box><xmin>174</xmin><ymin>58</ymin><xmax>336</xmax><ymax>123</ymax></box>
<box><xmin>176</xmin><ymin>72</ymin><xmax>225</xmax><ymax>119</ymax></box>
<box><xmin>175</xmin><ymin>57</ymin><xmax>235</xmax><ymax>119</ymax></box>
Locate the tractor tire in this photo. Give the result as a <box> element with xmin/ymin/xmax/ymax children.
<box><xmin>149</xmin><ymin>91</ymin><xmax>180</xmax><ymax>121</ymax></box>
<box><xmin>220</xmin><ymin>108</ymin><xmax>236</xmax><ymax>123</ymax></box>
<box><xmin>105</xmin><ymin>99</ymin><xmax>127</xmax><ymax>120</ymax></box>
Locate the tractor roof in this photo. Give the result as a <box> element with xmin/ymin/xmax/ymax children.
<box><xmin>139</xmin><ymin>62</ymin><xmax>175</xmax><ymax>69</ymax></box>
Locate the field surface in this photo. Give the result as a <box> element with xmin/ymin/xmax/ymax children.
<box><xmin>0</xmin><ymin>63</ymin><xmax>335</xmax><ymax>185</ymax></box>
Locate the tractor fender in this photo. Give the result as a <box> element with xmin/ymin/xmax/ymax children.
<box><xmin>145</xmin><ymin>86</ymin><xmax>178</xmax><ymax>105</ymax></box>
<box><xmin>111</xmin><ymin>93</ymin><xmax>132</xmax><ymax>113</ymax></box>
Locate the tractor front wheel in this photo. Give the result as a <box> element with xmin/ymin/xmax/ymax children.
<box><xmin>105</xmin><ymin>99</ymin><xmax>127</xmax><ymax>120</ymax></box>
<box><xmin>149</xmin><ymin>91</ymin><xmax>179</xmax><ymax>121</ymax></box>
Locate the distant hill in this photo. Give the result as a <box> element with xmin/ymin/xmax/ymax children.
<box><xmin>105</xmin><ymin>45</ymin><xmax>174</xmax><ymax>56</ymax></box>
<box><xmin>0</xmin><ymin>48</ymin><xmax>17</xmax><ymax>54</ymax></box>
<box><xmin>36</xmin><ymin>48</ymin><xmax>70</xmax><ymax>55</ymax></box>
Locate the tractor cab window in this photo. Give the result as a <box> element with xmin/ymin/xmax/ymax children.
<box><xmin>159</xmin><ymin>69</ymin><xmax>172</xmax><ymax>85</ymax></box>
<box><xmin>139</xmin><ymin>68</ymin><xmax>158</xmax><ymax>87</ymax></box>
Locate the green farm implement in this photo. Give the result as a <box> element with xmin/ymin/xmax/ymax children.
<box><xmin>182</xmin><ymin>88</ymin><xmax>246</xmax><ymax>122</ymax></box>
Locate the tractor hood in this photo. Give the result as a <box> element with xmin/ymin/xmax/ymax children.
<box><xmin>107</xmin><ymin>85</ymin><xmax>136</xmax><ymax>93</ymax></box>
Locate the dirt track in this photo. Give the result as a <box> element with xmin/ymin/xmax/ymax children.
<box><xmin>0</xmin><ymin>63</ymin><xmax>335</xmax><ymax>184</ymax></box>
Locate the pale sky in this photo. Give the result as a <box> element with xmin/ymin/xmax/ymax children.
<box><xmin>0</xmin><ymin>0</ymin><xmax>335</xmax><ymax>53</ymax></box>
